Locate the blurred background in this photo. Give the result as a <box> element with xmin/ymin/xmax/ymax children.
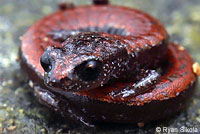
<box><xmin>0</xmin><ymin>0</ymin><xmax>200</xmax><ymax>133</ymax></box>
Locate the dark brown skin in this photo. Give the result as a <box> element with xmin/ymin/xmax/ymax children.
<box><xmin>19</xmin><ymin>0</ymin><xmax>197</xmax><ymax>128</ymax></box>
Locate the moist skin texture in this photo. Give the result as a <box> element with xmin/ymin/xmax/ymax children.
<box><xmin>19</xmin><ymin>1</ymin><xmax>197</xmax><ymax>128</ymax></box>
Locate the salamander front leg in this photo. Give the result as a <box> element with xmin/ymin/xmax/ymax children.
<box><xmin>113</xmin><ymin>70</ymin><xmax>161</xmax><ymax>98</ymax></box>
<box><xmin>130</xmin><ymin>69</ymin><xmax>161</xmax><ymax>96</ymax></box>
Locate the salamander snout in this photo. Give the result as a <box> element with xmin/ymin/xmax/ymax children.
<box><xmin>40</xmin><ymin>46</ymin><xmax>67</xmax><ymax>87</ymax></box>
<box><xmin>40</xmin><ymin>50</ymin><xmax>53</xmax><ymax>73</ymax></box>
<box><xmin>40</xmin><ymin>46</ymin><xmax>61</xmax><ymax>74</ymax></box>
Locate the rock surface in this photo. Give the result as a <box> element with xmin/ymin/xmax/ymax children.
<box><xmin>0</xmin><ymin>0</ymin><xmax>200</xmax><ymax>133</ymax></box>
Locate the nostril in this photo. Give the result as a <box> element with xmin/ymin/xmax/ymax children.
<box><xmin>40</xmin><ymin>52</ymin><xmax>52</xmax><ymax>73</ymax></box>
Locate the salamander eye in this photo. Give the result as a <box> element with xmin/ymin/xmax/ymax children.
<box><xmin>75</xmin><ymin>60</ymin><xmax>103</xmax><ymax>81</ymax></box>
<box><xmin>40</xmin><ymin>52</ymin><xmax>52</xmax><ymax>73</ymax></box>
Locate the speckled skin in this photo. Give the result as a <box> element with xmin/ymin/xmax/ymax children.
<box><xmin>19</xmin><ymin>1</ymin><xmax>197</xmax><ymax>128</ymax></box>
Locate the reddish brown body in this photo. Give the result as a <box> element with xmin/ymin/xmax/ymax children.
<box><xmin>20</xmin><ymin>2</ymin><xmax>197</xmax><ymax>128</ymax></box>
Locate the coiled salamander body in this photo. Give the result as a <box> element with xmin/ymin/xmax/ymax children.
<box><xmin>20</xmin><ymin>0</ymin><xmax>197</xmax><ymax>127</ymax></box>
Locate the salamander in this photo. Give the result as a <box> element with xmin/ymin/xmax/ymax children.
<box><xmin>19</xmin><ymin>0</ymin><xmax>197</xmax><ymax>128</ymax></box>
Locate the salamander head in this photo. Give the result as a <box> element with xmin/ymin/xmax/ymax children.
<box><xmin>40</xmin><ymin>32</ymin><xmax>127</xmax><ymax>91</ymax></box>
